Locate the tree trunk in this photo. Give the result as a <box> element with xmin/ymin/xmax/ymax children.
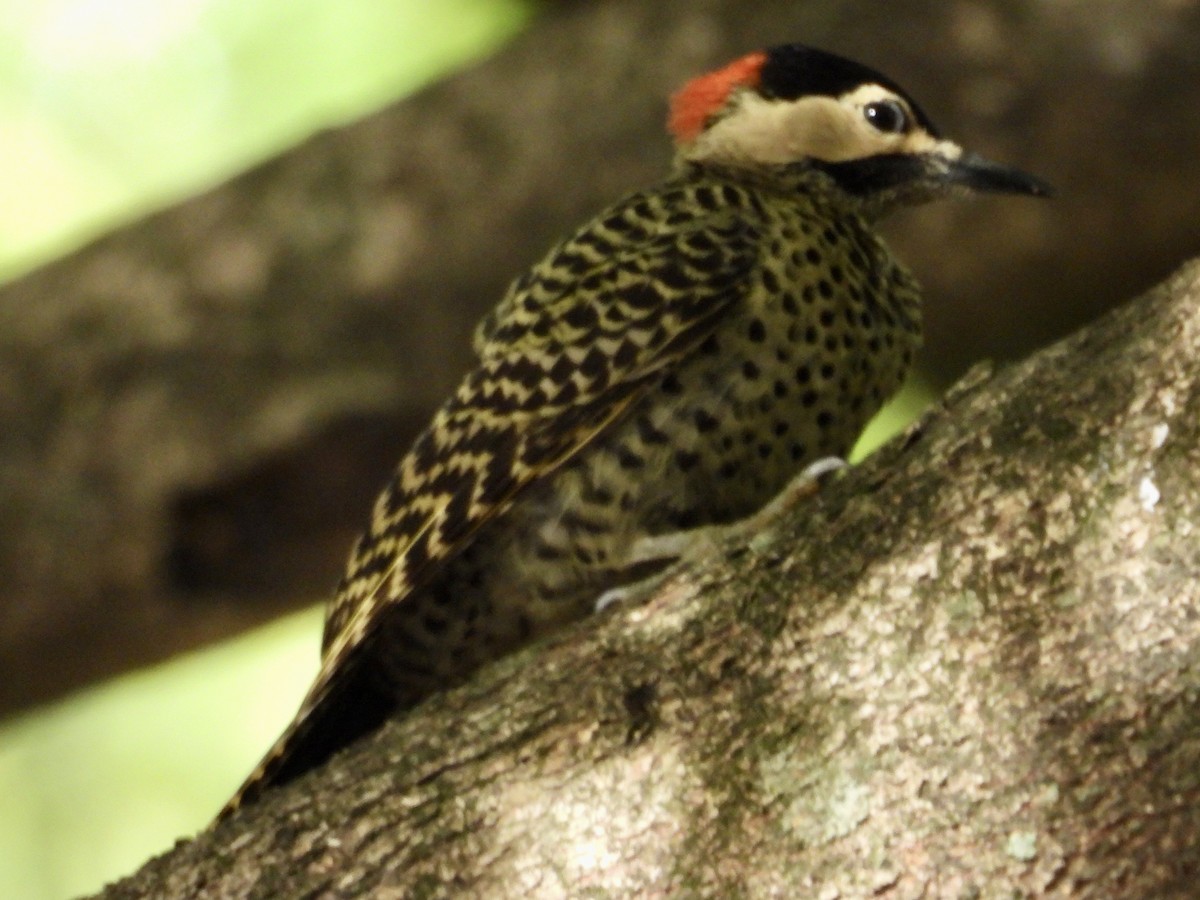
<box><xmin>94</xmin><ymin>259</ymin><xmax>1200</xmax><ymax>897</ymax></box>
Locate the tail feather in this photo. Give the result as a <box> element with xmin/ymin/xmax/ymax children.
<box><xmin>215</xmin><ymin>656</ymin><xmax>393</xmax><ymax>823</ymax></box>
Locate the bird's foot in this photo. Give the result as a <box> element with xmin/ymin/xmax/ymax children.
<box><xmin>593</xmin><ymin>456</ymin><xmax>847</xmax><ymax>613</ymax></box>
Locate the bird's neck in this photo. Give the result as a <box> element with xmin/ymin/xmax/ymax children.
<box><xmin>672</xmin><ymin>158</ymin><xmax>884</xmax><ymax>221</ymax></box>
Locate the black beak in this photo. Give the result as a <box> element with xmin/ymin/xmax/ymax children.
<box><xmin>942</xmin><ymin>152</ymin><xmax>1054</xmax><ymax>198</ymax></box>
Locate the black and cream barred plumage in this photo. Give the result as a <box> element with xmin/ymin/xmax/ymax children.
<box><xmin>220</xmin><ymin>44</ymin><xmax>1048</xmax><ymax>818</ymax></box>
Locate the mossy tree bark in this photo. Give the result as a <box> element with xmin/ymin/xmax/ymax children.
<box><xmin>96</xmin><ymin>262</ymin><xmax>1200</xmax><ymax>897</ymax></box>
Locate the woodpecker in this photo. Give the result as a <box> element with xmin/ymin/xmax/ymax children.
<box><xmin>220</xmin><ymin>44</ymin><xmax>1049</xmax><ymax>818</ymax></box>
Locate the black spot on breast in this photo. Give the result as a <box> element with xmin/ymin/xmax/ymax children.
<box><xmin>747</xmin><ymin>319</ymin><xmax>766</xmax><ymax>343</ymax></box>
<box><xmin>660</xmin><ymin>372</ymin><xmax>684</xmax><ymax>395</ymax></box>
<box><xmin>816</xmin><ymin>411</ymin><xmax>835</xmax><ymax>429</ymax></box>
<box><xmin>561</xmin><ymin>510</ymin><xmax>608</xmax><ymax>536</ymax></box>
<box><xmin>795</xmin><ymin>365</ymin><xmax>811</xmax><ymax>384</ymax></box>
<box><xmin>693</xmin><ymin>409</ymin><xmax>720</xmax><ymax>433</ymax></box>
<box><xmin>535</xmin><ymin>541</ymin><xmax>565</xmax><ymax>561</ymax></box>
<box><xmin>818</xmin><ymin>280</ymin><xmax>834</xmax><ymax>300</ymax></box>
<box><xmin>420</xmin><ymin>610</ymin><xmax>449</xmax><ymax>636</ymax></box>
<box><xmin>674</xmin><ymin>449</ymin><xmax>701</xmax><ymax>472</ymax></box>
<box><xmin>617</xmin><ymin>445</ymin><xmax>645</xmax><ymax>470</ymax></box>
<box><xmin>742</xmin><ymin>360</ymin><xmax>761</xmax><ymax>380</ymax></box>
<box><xmin>582</xmin><ymin>482</ymin><xmax>614</xmax><ymax>506</ymax></box>
<box><xmin>635</xmin><ymin>416</ymin><xmax>670</xmax><ymax>445</ymax></box>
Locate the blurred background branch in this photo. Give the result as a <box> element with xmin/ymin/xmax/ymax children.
<box><xmin>0</xmin><ymin>0</ymin><xmax>1197</xmax><ymax>896</ymax></box>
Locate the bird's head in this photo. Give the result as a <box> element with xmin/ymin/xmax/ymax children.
<box><xmin>669</xmin><ymin>44</ymin><xmax>1051</xmax><ymax>214</ymax></box>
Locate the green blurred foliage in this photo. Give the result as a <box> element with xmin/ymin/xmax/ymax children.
<box><xmin>0</xmin><ymin>0</ymin><xmax>533</xmax><ymax>284</ymax></box>
<box><xmin>0</xmin><ymin>1</ymin><xmax>532</xmax><ymax>896</ymax></box>
<box><xmin>850</xmin><ymin>377</ymin><xmax>932</xmax><ymax>462</ymax></box>
<box><xmin>0</xmin><ymin>607</ymin><xmax>323</xmax><ymax>898</ymax></box>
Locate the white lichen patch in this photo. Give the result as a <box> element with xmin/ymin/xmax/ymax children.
<box><xmin>1151</xmin><ymin>422</ymin><xmax>1170</xmax><ymax>449</ymax></box>
<box><xmin>1005</xmin><ymin>829</ymin><xmax>1038</xmax><ymax>862</ymax></box>
<box><xmin>764</xmin><ymin>757</ymin><xmax>871</xmax><ymax>843</ymax></box>
<box><xmin>488</xmin><ymin>735</ymin><xmax>695</xmax><ymax>896</ymax></box>
<box><xmin>1138</xmin><ymin>475</ymin><xmax>1160</xmax><ymax>511</ymax></box>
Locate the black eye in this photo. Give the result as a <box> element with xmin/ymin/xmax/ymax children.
<box><xmin>863</xmin><ymin>100</ymin><xmax>909</xmax><ymax>134</ymax></box>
